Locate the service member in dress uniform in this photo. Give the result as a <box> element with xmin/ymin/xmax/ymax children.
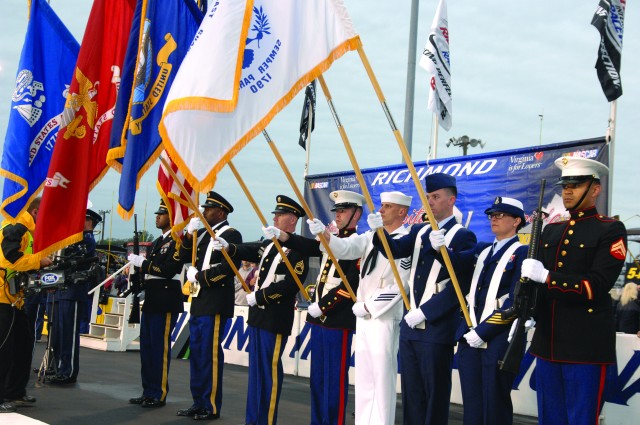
<box><xmin>449</xmin><ymin>197</ymin><xmax>528</xmax><ymax>425</ymax></box>
<box><xmin>127</xmin><ymin>199</ymin><xmax>184</xmax><ymax>408</ymax></box>
<box><xmin>213</xmin><ymin>195</ymin><xmax>309</xmax><ymax>425</ymax></box>
<box><xmin>309</xmin><ymin>191</ymin><xmax>412</xmax><ymax>425</ymax></box>
<box><xmin>370</xmin><ymin>173</ymin><xmax>477</xmax><ymax>425</ymax></box>
<box><xmin>520</xmin><ymin>157</ymin><xmax>627</xmax><ymax>425</ymax></box>
<box><xmin>49</xmin><ymin>208</ymin><xmax>101</xmax><ymax>385</ymax></box>
<box><xmin>175</xmin><ymin>191</ymin><xmax>242</xmax><ymax>421</ymax></box>
<box><xmin>263</xmin><ymin>190</ymin><xmax>363</xmax><ymax>425</ymax></box>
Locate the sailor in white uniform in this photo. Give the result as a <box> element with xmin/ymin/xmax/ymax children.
<box><xmin>307</xmin><ymin>191</ymin><xmax>412</xmax><ymax>425</ymax></box>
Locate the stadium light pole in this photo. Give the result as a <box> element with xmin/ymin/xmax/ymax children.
<box><xmin>98</xmin><ymin>209</ymin><xmax>110</xmax><ymax>242</ymax></box>
<box><xmin>446</xmin><ymin>135</ymin><xmax>485</xmax><ymax>156</ymax></box>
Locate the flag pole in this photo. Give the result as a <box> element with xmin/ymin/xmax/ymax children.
<box><xmin>262</xmin><ymin>129</ymin><xmax>357</xmax><ymax>302</ymax></box>
<box><xmin>606</xmin><ymin>100</ymin><xmax>617</xmax><ymax>214</ymax></box>
<box><xmin>304</xmin><ymin>101</ymin><xmax>313</xmax><ymax>178</ymax></box>
<box><xmin>356</xmin><ymin>43</ymin><xmax>472</xmax><ymax>327</ymax></box>
<box><xmin>158</xmin><ymin>155</ymin><xmax>251</xmax><ymax>293</ymax></box>
<box><xmin>317</xmin><ymin>75</ymin><xmax>410</xmax><ymax>310</ymax></box>
<box><xmin>432</xmin><ymin>113</ymin><xmax>439</xmax><ymax>159</ymax></box>
<box><xmin>227</xmin><ymin>160</ymin><xmax>311</xmax><ymax>301</ymax></box>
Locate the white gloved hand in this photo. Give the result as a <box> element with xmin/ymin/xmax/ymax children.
<box><xmin>429</xmin><ymin>229</ymin><xmax>446</xmax><ymax>250</ymax></box>
<box><xmin>211</xmin><ymin>236</ymin><xmax>229</xmax><ymax>251</ymax></box>
<box><xmin>307</xmin><ymin>302</ymin><xmax>323</xmax><ymax>318</ymax></box>
<box><xmin>508</xmin><ymin>319</ymin><xmax>518</xmax><ymax>343</ymax></box>
<box><xmin>351</xmin><ymin>302</ymin><xmax>369</xmax><ymax>318</ymax></box>
<box><xmin>521</xmin><ymin>259</ymin><xmax>549</xmax><ymax>284</ymax></box>
<box><xmin>246</xmin><ymin>292</ymin><xmax>257</xmax><ymax>306</ymax></box>
<box><xmin>127</xmin><ymin>253</ymin><xmax>145</xmax><ymax>268</ymax></box>
<box><xmin>524</xmin><ymin>317</ymin><xmax>536</xmax><ymax>330</ymax></box>
<box><xmin>367</xmin><ymin>212</ymin><xmax>383</xmax><ymax>230</ymax></box>
<box><xmin>187</xmin><ymin>217</ymin><xmax>201</xmax><ymax>234</ymax></box>
<box><xmin>306</xmin><ymin>218</ymin><xmax>326</xmax><ymax>236</ymax></box>
<box><xmin>262</xmin><ymin>226</ymin><xmax>281</xmax><ymax>240</ymax></box>
<box><xmin>404</xmin><ymin>308</ymin><xmax>426</xmax><ymax>329</ymax></box>
<box><xmin>464</xmin><ymin>329</ymin><xmax>486</xmax><ymax>348</ymax></box>
<box><xmin>507</xmin><ymin>317</ymin><xmax>537</xmax><ymax>343</ymax></box>
<box><xmin>187</xmin><ymin>266</ymin><xmax>198</xmax><ymax>283</ymax></box>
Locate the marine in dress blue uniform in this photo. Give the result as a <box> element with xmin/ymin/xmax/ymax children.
<box><xmin>219</xmin><ymin>195</ymin><xmax>309</xmax><ymax>425</ymax></box>
<box><xmin>275</xmin><ymin>190</ymin><xmax>363</xmax><ymax>425</ymax></box>
<box><xmin>449</xmin><ymin>197</ymin><xmax>528</xmax><ymax>425</ymax></box>
<box><xmin>371</xmin><ymin>173</ymin><xmax>477</xmax><ymax>425</ymax></box>
<box><xmin>49</xmin><ymin>208</ymin><xmax>101</xmax><ymax>385</ymax></box>
<box><xmin>128</xmin><ymin>200</ymin><xmax>184</xmax><ymax>408</ymax></box>
<box><xmin>176</xmin><ymin>192</ymin><xmax>243</xmax><ymax>421</ymax></box>
<box><xmin>521</xmin><ymin>158</ymin><xmax>627</xmax><ymax>425</ymax></box>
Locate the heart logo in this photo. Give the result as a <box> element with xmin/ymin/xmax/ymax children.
<box><xmin>534</xmin><ymin>151</ymin><xmax>544</xmax><ymax>161</ymax></box>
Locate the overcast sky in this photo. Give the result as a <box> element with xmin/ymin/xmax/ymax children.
<box><xmin>0</xmin><ymin>0</ymin><xmax>638</xmax><ymax>242</ymax></box>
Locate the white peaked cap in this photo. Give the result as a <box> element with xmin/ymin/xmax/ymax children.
<box><xmin>380</xmin><ymin>191</ymin><xmax>412</xmax><ymax>207</ymax></box>
<box><xmin>329</xmin><ymin>190</ymin><xmax>365</xmax><ymax>211</ymax></box>
<box><xmin>554</xmin><ymin>157</ymin><xmax>609</xmax><ymax>180</ymax></box>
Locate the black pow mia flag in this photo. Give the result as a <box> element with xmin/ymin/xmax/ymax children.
<box><xmin>591</xmin><ymin>0</ymin><xmax>625</xmax><ymax>102</ymax></box>
<box><xmin>298</xmin><ymin>80</ymin><xmax>317</xmax><ymax>150</ymax></box>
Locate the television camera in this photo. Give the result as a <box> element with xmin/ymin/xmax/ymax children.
<box><xmin>8</xmin><ymin>255</ymin><xmax>102</xmax><ymax>297</ymax></box>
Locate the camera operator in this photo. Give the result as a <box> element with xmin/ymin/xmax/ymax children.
<box><xmin>0</xmin><ymin>197</ymin><xmax>53</xmax><ymax>413</ymax></box>
<box><xmin>48</xmin><ymin>208</ymin><xmax>101</xmax><ymax>385</ymax></box>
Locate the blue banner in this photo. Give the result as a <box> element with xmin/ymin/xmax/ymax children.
<box><xmin>304</xmin><ymin>138</ymin><xmax>609</xmax><ymax>242</ymax></box>
<box><xmin>0</xmin><ymin>0</ymin><xmax>79</xmax><ymax>219</ymax></box>
<box><xmin>108</xmin><ymin>0</ymin><xmax>202</xmax><ymax>218</ymax></box>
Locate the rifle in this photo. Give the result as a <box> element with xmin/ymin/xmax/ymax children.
<box><xmin>128</xmin><ymin>214</ymin><xmax>141</xmax><ymax>324</ymax></box>
<box><xmin>499</xmin><ymin>179</ymin><xmax>547</xmax><ymax>374</ymax></box>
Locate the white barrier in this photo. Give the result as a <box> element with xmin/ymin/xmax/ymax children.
<box><xmin>175</xmin><ymin>305</ymin><xmax>640</xmax><ymax>421</ymax></box>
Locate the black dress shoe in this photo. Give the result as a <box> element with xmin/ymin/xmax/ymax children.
<box><xmin>193</xmin><ymin>410</ymin><xmax>220</xmax><ymax>420</ymax></box>
<box><xmin>129</xmin><ymin>396</ymin><xmax>149</xmax><ymax>405</ymax></box>
<box><xmin>141</xmin><ymin>398</ymin><xmax>166</xmax><ymax>408</ymax></box>
<box><xmin>176</xmin><ymin>405</ymin><xmax>204</xmax><ymax>417</ymax></box>
<box><xmin>49</xmin><ymin>375</ymin><xmax>77</xmax><ymax>385</ymax></box>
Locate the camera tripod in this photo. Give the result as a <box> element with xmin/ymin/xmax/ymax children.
<box><xmin>34</xmin><ymin>291</ymin><xmax>58</xmax><ymax>383</ymax></box>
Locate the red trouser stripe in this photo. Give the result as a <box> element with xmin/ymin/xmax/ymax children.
<box><xmin>338</xmin><ymin>330</ymin><xmax>348</xmax><ymax>425</ymax></box>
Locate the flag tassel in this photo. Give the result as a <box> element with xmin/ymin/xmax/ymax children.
<box><xmin>317</xmin><ymin>75</ymin><xmax>410</xmax><ymax>310</ymax></box>
<box><xmin>158</xmin><ymin>155</ymin><xmax>250</xmax><ymax>293</ymax></box>
<box><xmin>262</xmin><ymin>129</ymin><xmax>357</xmax><ymax>302</ymax></box>
<box><xmin>227</xmin><ymin>161</ymin><xmax>310</xmax><ymax>300</ymax></box>
<box><xmin>356</xmin><ymin>43</ymin><xmax>472</xmax><ymax>327</ymax></box>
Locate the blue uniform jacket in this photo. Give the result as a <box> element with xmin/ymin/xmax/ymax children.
<box><xmin>449</xmin><ymin>237</ymin><xmax>528</xmax><ymax>342</ymax></box>
<box><xmin>373</xmin><ymin>218</ymin><xmax>476</xmax><ymax>345</ymax></box>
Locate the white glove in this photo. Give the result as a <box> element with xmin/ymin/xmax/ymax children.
<box><xmin>429</xmin><ymin>229</ymin><xmax>446</xmax><ymax>250</ymax></box>
<box><xmin>187</xmin><ymin>266</ymin><xmax>198</xmax><ymax>282</ymax></box>
<box><xmin>404</xmin><ymin>308</ymin><xmax>426</xmax><ymax>329</ymax></box>
<box><xmin>307</xmin><ymin>302</ymin><xmax>323</xmax><ymax>318</ymax></box>
<box><xmin>508</xmin><ymin>319</ymin><xmax>518</xmax><ymax>343</ymax></box>
<box><xmin>367</xmin><ymin>212</ymin><xmax>383</xmax><ymax>230</ymax></box>
<box><xmin>187</xmin><ymin>217</ymin><xmax>201</xmax><ymax>234</ymax></box>
<box><xmin>525</xmin><ymin>317</ymin><xmax>536</xmax><ymax>330</ymax></box>
<box><xmin>306</xmin><ymin>218</ymin><xmax>326</xmax><ymax>236</ymax></box>
<box><xmin>211</xmin><ymin>236</ymin><xmax>229</xmax><ymax>251</ymax></box>
<box><xmin>521</xmin><ymin>259</ymin><xmax>549</xmax><ymax>284</ymax></box>
<box><xmin>352</xmin><ymin>302</ymin><xmax>369</xmax><ymax>318</ymax></box>
<box><xmin>246</xmin><ymin>292</ymin><xmax>257</xmax><ymax>306</ymax></box>
<box><xmin>262</xmin><ymin>226</ymin><xmax>281</xmax><ymax>240</ymax></box>
<box><xmin>127</xmin><ymin>253</ymin><xmax>145</xmax><ymax>268</ymax></box>
<box><xmin>507</xmin><ymin>317</ymin><xmax>536</xmax><ymax>343</ymax></box>
<box><xmin>464</xmin><ymin>329</ymin><xmax>486</xmax><ymax>348</ymax></box>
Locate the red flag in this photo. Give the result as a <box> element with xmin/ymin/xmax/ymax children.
<box><xmin>34</xmin><ymin>0</ymin><xmax>135</xmax><ymax>256</ymax></box>
<box><xmin>157</xmin><ymin>150</ymin><xmax>196</xmax><ymax>242</ymax></box>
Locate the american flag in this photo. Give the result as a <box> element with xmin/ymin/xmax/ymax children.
<box><xmin>157</xmin><ymin>150</ymin><xmax>196</xmax><ymax>240</ymax></box>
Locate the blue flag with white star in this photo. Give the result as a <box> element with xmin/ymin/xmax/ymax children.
<box><xmin>107</xmin><ymin>0</ymin><xmax>202</xmax><ymax>219</ymax></box>
<box><xmin>0</xmin><ymin>0</ymin><xmax>79</xmax><ymax>220</ymax></box>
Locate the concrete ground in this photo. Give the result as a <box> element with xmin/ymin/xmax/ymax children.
<box><xmin>7</xmin><ymin>344</ymin><xmax>538</xmax><ymax>425</ymax></box>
